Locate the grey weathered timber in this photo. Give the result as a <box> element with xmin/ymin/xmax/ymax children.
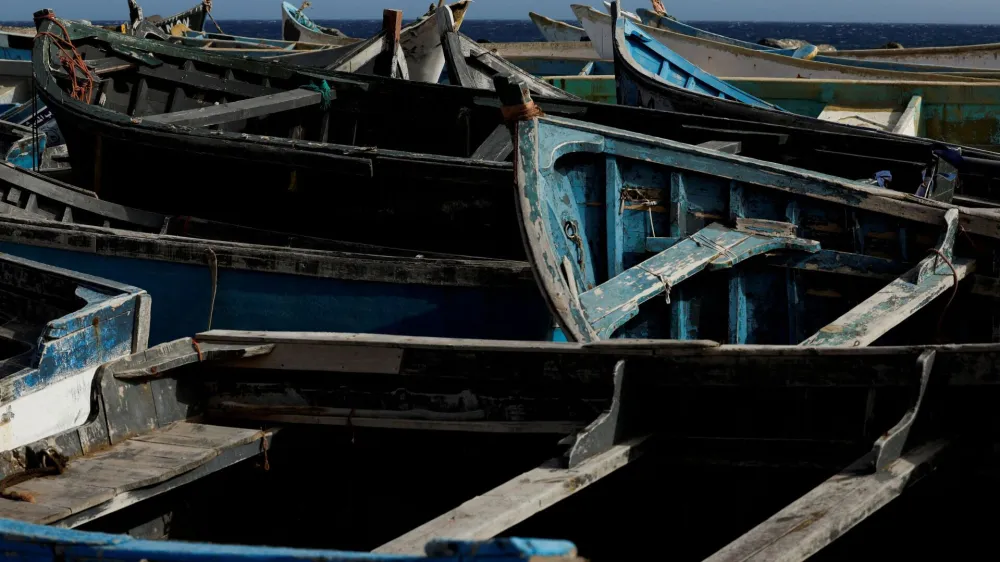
<box><xmin>470</xmin><ymin>124</ymin><xmax>515</xmax><ymax>161</ymax></box>
<box><xmin>704</xmin><ymin>440</ymin><xmax>947</xmax><ymax>562</ymax></box>
<box><xmin>0</xmin><ymin>422</ymin><xmax>268</xmax><ymax>525</ymax></box>
<box><xmin>443</xmin><ymin>32</ymin><xmax>476</xmax><ymax>88</ymax></box>
<box><xmin>142</xmin><ymin>89</ymin><xmax>322</xmax><ymax>127</ymax></box>
<box><xmin>374</xmin><ymin>435</ymin><xmax>651</xmax><ymax>555</ymax></box>
<box><xmin>800</xmin><ymin>209</ymin><xmax>969</xmax><ymax>347</ymax></box>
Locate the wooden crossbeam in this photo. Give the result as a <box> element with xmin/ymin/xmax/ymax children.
<box><xmin>143</xmin><ymin>89</ymin><xmax>322</xmax><ymax>128</ymax></box>
<box><xmin>580</xmin><ymin>223</ymin><xmax>819</xmax><ymax>339</ymax></box>
<box><xmin>704</xmin><ymin>440</ymin><xmax>947</xmax><ymax>562</ymax></box>
<box><xmin>374</xmin><ymin>435</ymin><xmax>651</xmax><ymax>555</ymax></box>
<box><xmin>891</xmin><ymin>95</ymin><xmax>922</xmax><ymax>137</ymax></box>
<box><xmin>800</xmin><ymin>209</ymin><xmax>970</xmax><ymax>347</ymax></box>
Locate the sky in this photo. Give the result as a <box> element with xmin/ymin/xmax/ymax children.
<box><xmin>2</xmin><ymin>0</ymin><xmax>999</xmax><ymax>24</ymax></box>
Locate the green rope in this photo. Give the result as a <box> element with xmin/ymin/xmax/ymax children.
<box><xmin>301</xmin><ymin>80</ymin><xmax>334</xmax><ymax>110</ymax></box>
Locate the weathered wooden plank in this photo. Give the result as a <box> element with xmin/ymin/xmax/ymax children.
<box><xmin>373</xmin><ymin>10</ymin><xmax>404</xmax><ymax>79</ymax></box>
<box><xmin>142</xmin><ymin>89</ymin><xmax>322</xmax><ymax>127</ymax></box>
<box><xmin>470</xmin><ymin>124</ymin><xmax>513</xmax><ymax>161</ymax></box>
<box><xmin>374</xmin><ymin>435</ymin><xmax>651</xmax><ymax>555</ymax></box>
<box><xmin>136</xmin><ymin>64</ymin><xmax>282</xmax><ymax>99</ymax></box>
<box><xmin>60</xmin><ymin>440</ymin><xmax>214</xmax><ymax>494</ymax></box>
<box><xmin>704</xmin><ymin>440</ymin><xmax>947</xmax><ymax>562</ymax></box>
<box><xmin>212</xmin><ymin>342</ymin><xmax>403</xmax><ymax>373</ymax></box>
<box><xmin>99</xmin><ymin>373</ymin><xmax>157</xmax><ymax>446</ymax></box>
<box><xmin>699</xmin><ymin>140</ymin><xmax>742</xmax><ymax>154</ymax></box>
<box><xmin>56</xmin><ymin>431</ymin><xmax>276</xmax><ymax>529</ymax></box>
<box><xmin>4</xmin><ymin>478</ymin><xmax>115</xmax><ymax>515</ymax></box>
<box><xmin>132</xmin><ymin>422</ymin><xmax>262</xmax><ymax>450</ymax></box>
<box><xmin>0</xmin><ymin>498</ymin><xmax>70</xmax><ymax>525</ymax></box>
<box><xmin>207</xmin><ymin>404</ymin><xmax>584</xmax><ymax>434</ymax></box>
<box><xmin>579</xmin><ymin>223</ymin><xmax>819</xmax><ymax>339</ymax></box>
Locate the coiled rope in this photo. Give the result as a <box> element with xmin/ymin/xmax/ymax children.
<box><xmin>34</xmin><ymin>13</ymin><xmax>95</xmax><ymax>103</ymax></box>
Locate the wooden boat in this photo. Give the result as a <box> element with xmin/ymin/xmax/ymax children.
<box><xmin>835</xmin><ymin>43</ymin><xmax>1000</xmax><ymax>71</ymax></box>
<box><xmin>0</xmin><ymin>328</ymin><xmax>587</xmax><ymax>562</ymax></box>
<box><xmin>528</xmin><ymin>12</ymin><xmax>588</xmax><ymax>42</ymax></box>
<box><xmin>280</xmin><ymin>1</ymin><xmax>354</xmax><ymax>45</ymax></box>
<box><xmin>478</xmin><ymin>41</ymin><xmax>598</xmax><ymax>61</ymax></box>
<box><xmin>635</xmin><ymin>8</ymin><xmax>1000</xmax><ymax>77</ymax></box>
<box><xmin>0</xmin><ymin>58</ymin><xmax>30</xmax><ymax>111</ymax></box>
<box><xmin>0</xmin><ymin>30</ymin><xmax>32</xmax><ymax>61</ymax></box>
<box><xmin>147</xmin><ymin>0</ymin><xmax>210</xmax><ymax>35</ymax></box>
<box><xmin>574</xmin><ymin>4</ymin><xmax>1000</xmax><ymax>81</ymax></box>
<box><xmin>0</xmin><ymin>162</ymin><xmax>551</xmax><ymax>345</ymax></box>
<box><xmin>0</xmin><ymin>251</ymin><xmax>147</xmax><ymax>452</ymax></box>
<box><xmin>282</xmin><ymin>1</ymin><xmax>470</xmax><ymax>83</ymax></box>
<box><xmin>151</xmin><ymin>330</ymin><xmax>999</xmax><ymax>558</ymax></box>
<box><xmin>438</xmin><ymin>23</ymin><xmax>579</xmax><ymax>99</ymax></box>
<box><xmin>548</xmin><ymin>73</ymin><xmax>1000</xmax><ymax>148</ymax></box>
<box><xmin>610</xmin><ymin>9</ymin><xmax>1000</xmax><ymax>160</ymax></box>
<box><xmin>501</xmin><ymin>79</ymin><xmax>1000</xmax><ymax>346</ymax></box>
<box><xmin>33</xmin><ymin>13</ymin><xmax>1000</xmax><ymax>259</ymax></box>
<box><xmin>174</xmin><ymin>30</ymin><xmax>337</xmax><ymax>58</ymax></box>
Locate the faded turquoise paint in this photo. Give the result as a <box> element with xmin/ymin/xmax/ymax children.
<box><xmin>0</xmin><ymin>516</ymin><xmax>579</xmax><ymax>562</ymax></box>
<box><xmin>511</xmin><ymin>58</ymin><xmax>615</xmax><ymax>77</ymax></box>
<box><xmin>620</xmin><ymin>18</ymin><xmax>785</xmax><ymax>111</ymax></box>
<box><xmin>514</xmin><ymin>114</ymin><xmax>974</xmax><ymax>344</ymax></box>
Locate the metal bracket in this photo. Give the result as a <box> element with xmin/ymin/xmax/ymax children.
<box><xmin>868</xmin><ymin>349</ymin><xmax>935</xmax><ymax>472</ymax></box>
<box><xmin>567</xmin><ymin>360</ymin><xmax>635</xmax><ymax>468</ymax></box>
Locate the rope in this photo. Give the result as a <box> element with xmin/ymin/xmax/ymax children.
<box><xmin>691</xmin><ymin>231</ymin><xmax>740</xmax><ymax>264</ymax></box>
<box><xmin>34</xmin><ymin>13</ymin><xmax>96</xmax><ymax>103</ymax></box>
<box><xmin>0</xmin><ymin>450</ymin><xmax>66</xmax><ymax>503</ymax></box>
<box><xmin>635</xmin><ymin>264</ymin><xmax>673</xmax><ymax>304</ymax></box>
<box><xmin>501</xmin><ymin>101</ymin><xmax>545</xmax><ymax>123</ymax></box>
<box><xmin>203</xmin><ymin>0</ymin><xmax>225</xmax><ymax>34</ymax></box>
<box><xmin>301</xmin><ymin>81</ymin><xmax>334</xmax><ymax>110</ymax></box>
<box><xmin>926</xmin><ymin>248</ymin><xmax>959</xmax><ymax>342</ymax></box>
<box><xmin>205</xmin><ymin>248</ymin><xmax>218</xmax><ymax>330</ymax></box>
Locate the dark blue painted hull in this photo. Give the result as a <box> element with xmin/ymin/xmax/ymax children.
<box><xmin>0</xmin><ymin>243</ymin><xmax>551</xmax><ymax>345</ymax></box>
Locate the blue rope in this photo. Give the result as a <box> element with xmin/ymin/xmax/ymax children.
<box><xmin>301</xmin><ymin>80</ymin><xmax>334</xmax><ymax>110</ymax></box>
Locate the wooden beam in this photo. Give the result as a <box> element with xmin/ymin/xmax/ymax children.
<box><xmin>373</xmin><ymin>435</ymin><xmax>651</xmax><ymax>555</ymax></box>
<box><xmin>142</xmin><ymin>89</ymin><xmax>322</xmax><ymax>127</ymax></box>
<box><xmin>373</xmin><ymin>9</ymin><xmax>404</xmax><ymax>78</ymax></box>
<box><xmin>801</xmin><ymin>210</ymin><xmax>971</xmax><ymax>347</ymax></box>
<box><xmin>704</xmin><ymin>440</ymin><xmax>947</xmax><ymax>562</ymax></box>
<box><xmin>470</xmin><ymin>124</ymin><xmax>513</xmax><ymax>161</ymax></box>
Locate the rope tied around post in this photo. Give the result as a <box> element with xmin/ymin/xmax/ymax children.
<box><xmin>34</xmin><ymin>12</ymin><xmax>96</xmax><ymax>103</ymax></box>
<box><xmin>301</xmin><ymin>80</ymin><xmax>334</xmax><ymax>111</ymax></box>
<box><xmin>501</xmin><ymin>101</ymin><xmax>545</xmax><ymax>123</ymax></box>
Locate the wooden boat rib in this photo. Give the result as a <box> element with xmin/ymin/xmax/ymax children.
<box><xmin>575</xmin><ymin>4</ymin><xmax>1000</xmax><ymax>81</ymax></box>
<box><xmin>0</xmin><ymin>160</ymin><xmax>550</xmax><ymax>344</ymax></box>
<box><xmin>528</xmin><ymin>12</ymin><xmax>588</xmax><ymax>42</ymax></box>
<box><xmin>500</xmin><ymin>78</ymin><xmax>1000</xmax><ymax>348</ymax></box>
<box><xmin>33</xmin><ymin>12</ymin><xmax>1000</xmax><ymax>262</ymax></box>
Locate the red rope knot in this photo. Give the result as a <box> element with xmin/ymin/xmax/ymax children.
<box><xmin>501</xmin><ymin>101</ymin><xmax>545</xmax><ymax>124</ymax></box>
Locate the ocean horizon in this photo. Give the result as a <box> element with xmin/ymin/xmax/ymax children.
<box><xmin>5</xmin><ymin>18</ymin><xmax>1000</xmax><ymax>50</ymax></box>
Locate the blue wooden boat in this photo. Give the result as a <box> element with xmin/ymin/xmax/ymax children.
<box><xmin>0</xmin><ymin>162</ymin><xmax>550</xmax><ymax>345</ymax></box>
<box><xmin>611</xmin><ymin>6</ymin><xmax>1000</xmax><ymax>152</ymax></box>
<box><xmin>0</xmin><ymin>251</ymin><xmax>147</xmax><ymax>453</ymax></box>
<box><xmin>615</xmin><ymin>18</ymin><xmax>784</xmax><ymax>111</ymax></box>
<box><xmin>500</xmin><ymin>77</ymin><xmax>1000</xmax><ymax>346</ymax></box>
<box><xmin>0</xmin><ymin>31</ymin><xmax>31</xmax><ymax>62</ymax></box>
<box><xmin>0</xmin><ymin>524</ymin><xmax>579</xmax><ymax>562</ymax></box>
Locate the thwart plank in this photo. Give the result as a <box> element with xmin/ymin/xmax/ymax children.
<box><xmin>374</xmin><ymin>435</ymin><xmax>650</xmax><ymax>555</ymax></box>
<box><xmin>143</xmin><ymin>89</ymin><xmax>322</xmax><ymax>127</ymax></box>
<box><xmin>704</xmin><ymin>440</ymin><xmax>947</xmax><ymax>562</ymax></box>
<box><xmin>0</xmin><ymin>422</ymin><xmax>266</xmax><ymax>525</ymax></box>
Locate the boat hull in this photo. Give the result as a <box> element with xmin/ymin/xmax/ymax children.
<box><xmin>575</xmin><ymin>4</ymin><xmax>996</xmax><ymax>82</ymax></box>
<box><xmin>528</xmin><ymin>12</ymin><xmax>588</xmax><ymax>42</ymax></box>
<box><xmin>0</xmin><ymin>234</ymin><xmax>551</xmax><ymax>345</ymax></box>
